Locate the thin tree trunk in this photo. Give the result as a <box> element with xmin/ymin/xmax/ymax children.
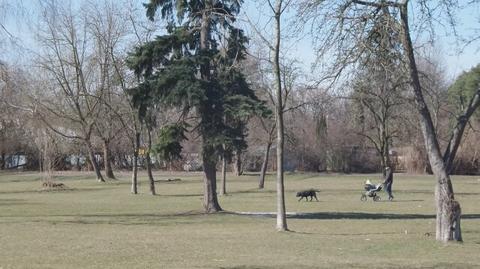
<box><xmin>146</xmin><ymin>128</ymin><xmax>156</xmax><ymax>195</ymax></box>
<box><xmin>0</xmin><ymin>152</ymin><xmax>5</xmax><ymax>170</ymax></box>
<box><xmin>399</xmin><ymin>4</ymin><xmax>460</xmax><ymax>242</ymax></box>
<box><xmin>274</xmin><ymin>0</ymin><xmax>287</xmax><ymax>232</ymax></box>
<box><xmin>202</xmin><ymin>145</ymin><xmax>222</xmax><ymax>212</ymax></box>
<box><xmin>259</xmin><ymin>142</ymin><xmax>272</xmax><ymax>189</ymax></box>
<box><xmin>38</xmin><ymin>150</ymin><xmax>43</xmax><ymax>172</ymax></box>
<box><xmin>75</xmin><ymin>156</ymin><xmax>81</xmax><ymax>171</ymax></box>
<box><xmin>220</xmin><ymin>148</ymin><xmax>227</xmax><ymax>196</ymax></box>
<box><xmin>233</xmin><ymin>150</ymin><xmax>243</xmax><ymax>176</ymax></box>
<box><xmin>131</xmin><ymin>132</ymin><xmax>140</xmax><ymax>194</ymax></box>
<box><xmin>85</xmin><ymin>140</ymin><xmax>105</xmax><ymax>182</ymax></box>
<box><xmin>103</xmin><ymin>139</ymin><xmax>115</xmax><ymax>179</ymax></box>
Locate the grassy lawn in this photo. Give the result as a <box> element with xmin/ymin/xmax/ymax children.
<box><xmin>0</xmin><ymin>171</ymin><xmax>479</xmax><ymax>268</ymax></box>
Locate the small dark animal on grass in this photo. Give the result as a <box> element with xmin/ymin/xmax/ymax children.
<box><xmin>154</xmin><ymin>178</ymin><xmax>182</xmax><ymax>183</ymax></box>
<box><xmin>42</xmin><ymin>181</ymin><xmax>66</xmax><ymax>189</ymax></box>
<box><xmin>296</xmin><ymin>189</ymin><xmax>319</xmax><ymax>202</ymax></box>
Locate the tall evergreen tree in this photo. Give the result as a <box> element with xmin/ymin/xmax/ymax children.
<box><xmin>128</xmin><ymin>0</ymin><xmax>266</xmax><ymax>212</ymax></box>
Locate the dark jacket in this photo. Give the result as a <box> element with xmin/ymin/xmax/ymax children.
<box><xmin>384</xmin><ymin>170</ymin><xmax>393</xmax><ymax>185</ymax></box>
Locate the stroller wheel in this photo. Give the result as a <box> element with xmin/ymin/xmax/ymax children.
<box><xmin>373</xmin><ymin>195</ymin><xmax>381</xmax><ymax>202</ymax></box>
<box><xmin>360</xmin><ymin>194</ymin><xmax>367</xmax><ymax>201</ymax></box>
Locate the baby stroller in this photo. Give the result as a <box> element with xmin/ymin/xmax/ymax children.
<box><xmin>361</xmin><ymin>179</ymin><xmax>382</xmax><ymax>202</ymax></box>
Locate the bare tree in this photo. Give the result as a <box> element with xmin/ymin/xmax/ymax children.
<box><xmin>256</xmin><ymin>118</ymin><xmax>276</xmax><ymax>189</ymax></box>
<box><xmin>300</xmin><ymin>0</ymin><xmax>480</xmax><ymax>242</ymax></box>
<box><xmin>36</xmin><ymin>1</ymin><xmax>106</xmax><ymax>181</ymax></box>
<box><xmin>246</xmin><ymin>0</ymin><xmax>294</xmax><ymax>231</ymax></box>
<box><xmin>85</xmin><ymin>1</ymin><xmax>133</xmax><ymax>180</ymax></box>
<box><xmin>88</xmin><ymin>0</ymin><xmax>158</xmax><ymax>193</ymax></box>
<box><xmin>243</xmin><ymin>53</ymin><xmax>276</xmax><ymax>188</ymax></box>
<box><xmin>347</xmin><ymin>7</ymin><xmax>408</xmax><ymax>172</ymax></box>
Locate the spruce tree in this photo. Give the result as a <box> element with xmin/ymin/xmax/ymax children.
<box><xmin>128</xmin><ymin>0</ymin><xmax>266</xmax><ymax>212</ymax></box>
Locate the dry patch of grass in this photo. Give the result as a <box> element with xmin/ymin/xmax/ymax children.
<box><xmin>0</xmin><ymin>171</ymin><xmax>479</xmax><ymax>268</ymax></box>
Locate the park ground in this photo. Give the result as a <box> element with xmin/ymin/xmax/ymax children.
<box><xmin>0</xmin><ymin>171</ymin><xmax>480</xmax><ymax>268</ymax></box>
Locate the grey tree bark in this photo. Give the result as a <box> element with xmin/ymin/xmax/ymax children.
<box><xmin>399</xmin><ymin>3</ymin><xmax>462</xmax><ymax>242</ymax></box>
<box><xmin>103</xmin><ymin>139</ymin><xmax>115</xmax><ymax>179</ymax></box>
<box><xmin>131</xmin><ymin>132</ymin><xmax>140</xmax><ymax>194</ymax></box>
<box><xmin>258</xmin><ymin>141</ymin><xmax>272</xmax><ymax>189</ymax></box>
<box><xmin>200</xmin><ymin>0</ymin><xmax>222</xmax><ymax>213</ymax></box>
<box><xmin>86</xmin><ymin>140</ymin><xmax>105</xmax><ymax>182</ymax></box>
<box><xmin>220</xmin><ymin>146</ymin><xmax>227</xmax><ymax>196</ymax></box>
<box><xmin>146</xmin><ymin>128</ymin><xmax>156</xmax><ymax>195</ymax></box>
<box><xmin>0</xmin><ymin>152</ymin><xmax>5</xmax><ymax>170</ymax></box>
<box><xmin>233</xmin><ymin>150</ymin><xmax>243</xmax><ymax>176</ymax></box>
<box><xmin>273</xmin><ymin>0</ymin><xmax>288</xmax><ymax>232</ymax></box>
<box><xmin>202</xmin><ymin>145</ymin><xmax>222</xmax><ymax>212</ymax></box>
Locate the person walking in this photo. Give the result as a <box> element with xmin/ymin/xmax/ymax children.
<box><xmin>383</xmin><ymin>166</ymin><xmax>394</xmax><ymax>201</ymax></box>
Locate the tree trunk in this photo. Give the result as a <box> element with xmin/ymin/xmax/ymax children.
<box><xmin>38</xmin><ymin>151</ymin><xmax>43</xmax><ymax>172</ymax></box>
<box><xmin>233</xmin><ymin>150</ymin><xmax>243</xmax><ymax>176</ymax></box>
<box><xmin>259</xmin><ymin>142</ymin><xmax>272</xmax><ymax>189</ymax></box>
<box><xmin>146</xmin><ymin>128</ymin><xmax>156</xmax><ymax>195</ymax></box>
<box><xmin>399</xmin><ymin>4</ymin><xmax>461</xmax><ymax>242</ymax></box>
<box><xmin>85</xmin><ymin>140</ymin><xmax>105</xmax><ymax>182</ymax></box>
<box><xmin>273</xmin><ymin>0</ymin><xmax>288</xmax><ymax>232</ymax></box>
<box><xmin>381</xmin><ymin>149</ymin><xmax>390</xmax><ymax>176</ymax></box>
<box><xmin>131</xmin><ymin>132</ymin><xmax>140</xmax><ymax>194</ymax></box>
<box><xmin>202</xmin><ymin>145</ymin><xmax>222</xmax><ymax>213</ymax></box>
<box><xmin>198</xmin><ymin>0</ymin><xmax>221</xmax><ymax>213</ymax></box>
<box><xmin>75</xmin><ymin>156</ymin><xmax>81</xmax><ymax>171</ymax></box>
<box><xmin>220</xmin><ymin>148</ymin><xmax>227</xmax><ymax>196</ymax></box>
<box><xmin>0</xmin><ymin>152</ymin><xmax>5</xmax><ymax>170</ymax></box>
<box><xmin>103</xmin><ymin>139</ymin><xmax>115</xmax><ymax>179</ymax></box>
<box><xmin>435</xmin><ymin>174</ymin><xmax>462</xmax><ymax>242</ymax></box>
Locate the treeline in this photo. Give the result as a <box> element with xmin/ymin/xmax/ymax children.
<box><xmin>2</xmin><ymin>59</ymin><xmax>479</xmax><ymax>175</ymax></box>
<box><xmin>0</xmin><ymin>2</ymin><xmax>479</xmax><ymax>176</ymax></box>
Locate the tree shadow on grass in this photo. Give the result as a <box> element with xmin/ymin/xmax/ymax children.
<box><xmin>227</xmin><ymin>188</ymin><xmax>276</xmax><ymax>195</ymax></box>
<box><xmin>230</xmin><ymin>211</ymin><xmax>480</xmax><ymax>220</ymax></box>
<box><xmin>219</xmin><ymin>265</ymin><xmax>278</xmax><ymax>269</ymax></box>
<box><xmin>219</xmin><ymin>266</ymin><xmax>322</xmax><ymax>269</ymax></box>
<box><xmin>19</xmin><ymin>211</ymin><xmax>210</xmax><ymax>226</ymax></box>
<box><xmin>0</xmin><ymin>198</ymin><xmax>37</xmax><ymax>206</ymax></box>
<box><xmin>240</xmin><ymin>172</ymin><xmax>261</xmax><ymax>176</ymax></box>
<box><xmin>0</xmin><ymin>187</ymin><xmax>106</xmax><ymax>195</ymax></box>
<box><xmin>161</xmin><ymin>193</ymin><xmax>203</xmax><ymax>198</ymax></box>
<box><xmin>376</xmin><ymin>199</ymin><xmax>425</xmax><ymax>203</ymax></box>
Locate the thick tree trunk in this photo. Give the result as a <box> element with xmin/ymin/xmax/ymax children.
<box><xmin>220</xmin><ymin>148</ymin><xmax>227</xmax><ymax>196</ymax></box>
<box><xmin>258</xmin><ymin>142</ymin><xmax>272</xmax><ymax>189</ymax></box>
<box><xmin>399</xmin><ymin>4</ymin><xmax>461</xmax><ymax>242</ymax></box>
<box><xmin>202</xmin><ymin>145</ymin><xmax>222</xmax><ymax>213</ymax></box>
<box><xmin>103</xmin><ymin>139</ymin><xmax>115</xmax><ymax>179</ymax></box>
<box><xmin>131</xmin><ymin>132</ymin><xmax>140</xmax><ymax>194</ymax></box>
<box><xmin>146</xmin><ymin>128</ymin><xmax>156</xmax><ymax>195</ymax></box>
<box><xmin>435</xmin><ymin>176</ymin><xmax>462</xmax><ymax>241</ymax></box>
<box><xmin>198</xmin><ymin>0</ymin><xmax>221</xmax><ymax>212</ymax></box>
<box><xmin>85</xmin><ymin>140</ymin><xmax>104</xmax><ymax>182</ymax></box>
<box><xmin>273</xmin><ymin>0</ymin><xmax>287</xmax><ymax>232</ymax></box>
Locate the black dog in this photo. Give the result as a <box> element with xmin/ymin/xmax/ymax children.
<box><xmin>296</xmin><ymin>189</ymin><xmax>319</xmax><ymax>202</ymax></box>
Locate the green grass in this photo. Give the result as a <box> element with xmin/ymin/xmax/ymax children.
<box><xmin>1</xmin><ymin>171</ymin><xmax>480</xmax><ymax>268</ymax></box>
